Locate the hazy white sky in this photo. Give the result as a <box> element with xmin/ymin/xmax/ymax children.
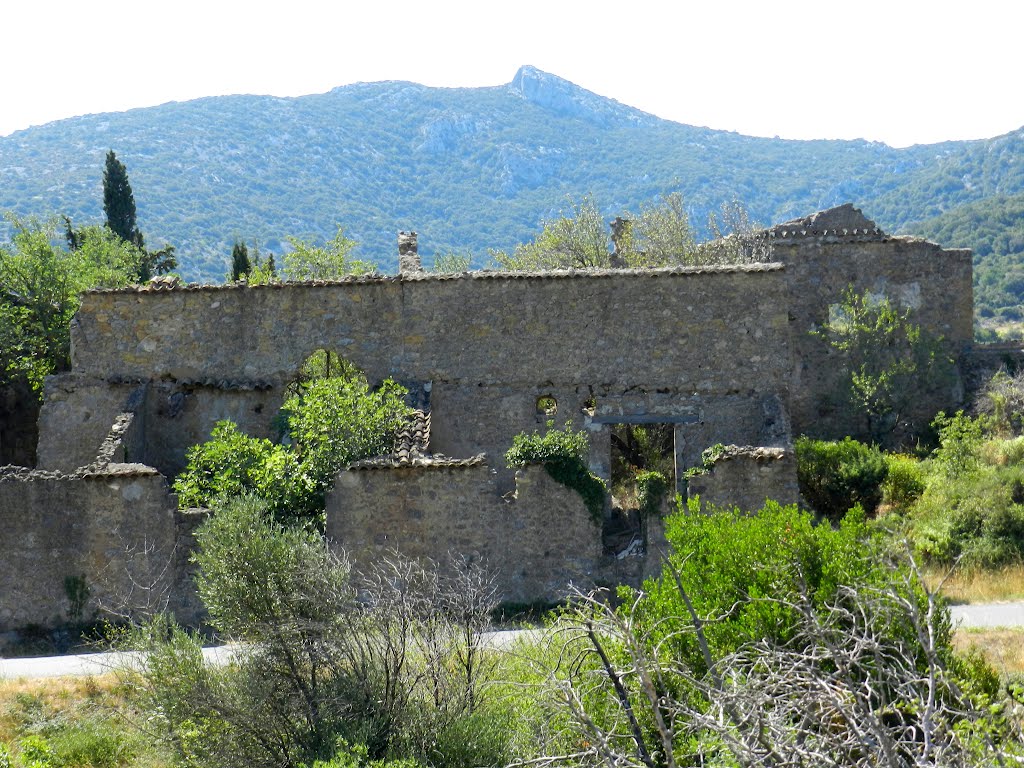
<box><xmin>3</xmin><ymin>0</ymin><xmax>1021</xmax><ymax>147</ymax></box>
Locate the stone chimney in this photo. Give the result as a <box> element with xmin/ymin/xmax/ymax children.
<box><xmin>398</xmin><ymin>231</ymin><xmax>421</xmax><ymax>275</ymax></box>
<box><xmin>610</xmin><ymin>217</ymin><xmax>631</xmax><ymax>269</ymax></box>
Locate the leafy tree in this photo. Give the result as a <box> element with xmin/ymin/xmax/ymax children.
<box><xmin>491</xmin><ymin>195</ymin><xmax>609</xmax><ymax>270</ymax></box>
<box><xmin>283</xmin><ymin>227</ymin><xmax>375</xmax><ymax>280</ymax></box>
<box><xmin>491</xmin><ymin>193</ymin><xmax>767</xmax><ymax>271</ymax></box>
<box><xmin>815</xmin><ymin>287</ymin><xmax>952</xmax><ymax>443</ymax></box>
<box><xmin>103</xmin><ymin>150</ymin><xmax>143</xmax><ymax>248</ymax></box>
<box><xmin>137</xmin><ymin>242</ymin><xmax>177</xmax><ymax>282</ymax></box>
<box><xmin>626</xmin><ymin>191</ymin><xmax>696</xmax><ymax>267</ymax></box>
<box><xmin>174</xmin><ymin>360</ymin><xmax>411</xmax><ymax>521</ymax></box>
<box><xmin>0</xmin><ymin>216</ymin><xmax>142</xmax><ymax>394</ymax></box>
<box><xmin>430</xmin><ymin>251</ymin><xmax>472</xmax><ymax>273</ymax></box>
<box><xmin>99</xmin><ymin>150</ymin><xmax>177</xmax><ymax>282</ymax></box>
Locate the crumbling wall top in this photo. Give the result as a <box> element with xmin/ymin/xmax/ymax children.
<box><xmin>767</xmin><ymin>203</ymin><xmax>885</xmax><ymax>243</ymax></box>
<box><xmin>83</xmin><ymin>261</ymin><xmax>785</xmax><ymax>294</ymax></box>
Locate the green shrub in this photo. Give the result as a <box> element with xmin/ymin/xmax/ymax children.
<box><xmin>682</xmin><ymin>442</ymin><xmax>727</xmax><ymax>479</ymax></box>
<box><xmin>931</xmin><ymin>410</ymin><xmax>987</xmax><ymax>478</ymax></box>
<box><xmin>506</xmin><ymin>423</ymin><xmax>606</xmax><ymax>522</ymax></box>
<box><xmin>134</xmin><ymin>496</ymin><xmax>508</xmax><ymax>768</ymax></box>
<box><xmin>635</xmin><ymin>470</ymin><xmax>669</xmax><ymax>518</ymax></box>
<box><xmin>795</xmin><ymin>436</ymin><xmax>888</xmax><ymax>520</ymax></box>
<box><xmin>978</xmin><ymin>435</ymin><xmax>1024</xmax><ymax>467</ymax></box>
<box><xmin>881</xmin><ymin>453</ymin><xmax>926</xmax><ymax>512</ymax></box>
<box><xmin>633</xmin><ymin>500</ymin><xmax>890</xmax><ymax>672</ymax></box>
<box><xmin>172</xmin><ymin>420</ymin><xmax>308</xmax><ymax>519</ymax></box>
<box><xmin>45</xmin><ymin>720</ymin><xmax>135</xmax><ymax>768</ymax></box>
<box><xmin>536</xmin><ymin>500</ymin><xmax>1008</xmax><ymax>766</ymax></box>
<box><xmin>909</xmin><ymin>463</ymin><xmax>1024</xmax><ymax>568</ymax></box>
<box><xmin>173</xmin><ymin>369</ymin><xmax>411</xmax><ymax>522</ymax></box>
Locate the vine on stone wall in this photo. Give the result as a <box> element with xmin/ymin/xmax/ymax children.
<box><xmin>505</xmin><ymin>422</ymin><xmax>607</xmax><ymax>524</ymax></box>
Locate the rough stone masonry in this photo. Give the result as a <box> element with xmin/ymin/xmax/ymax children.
<box><xmin>0</xmin><ymin>205</ymin><xmax>980</xmax><ymax>643</ymax></box>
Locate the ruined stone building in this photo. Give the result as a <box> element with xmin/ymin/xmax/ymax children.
<box><xmin>0</xmin><ymin>205</ymin><xmax>983</xmax><ymax>642</ymax></box>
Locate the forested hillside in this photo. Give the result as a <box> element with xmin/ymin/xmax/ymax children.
<box><xmin>911</xmin><ymin>194</ymin><xmax>1024</xmax><ymax>337</ymax></box>
<box><xmin>1</xmin><ymin>65</ymin><xmax>1022</xmax><ymax>285</ymax></box>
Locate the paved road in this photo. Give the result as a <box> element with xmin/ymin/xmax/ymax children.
<box><xmin>0</xmin><ymin>632</ymin><xmax>529</xmax><ymax>680</ymax></box>
<box><xmin>2</xmin><ymin>612</ymin><xmax>1021</xmax><ymax>680</ymax></box>
<box><xmin>950</xmin><ymin>601</ymin><xmax>1024</xmax><ymax>629</ymax></box>
<box><xmin>0</xmin><ymin>645</ymin><xmax>237</xmax><ymax>680</ymax></box>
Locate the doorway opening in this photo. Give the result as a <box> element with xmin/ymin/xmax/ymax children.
<box><xmin>604</xmin><ymin>423</ymin><xmax>676</xmax><ymax>556</ymax></box>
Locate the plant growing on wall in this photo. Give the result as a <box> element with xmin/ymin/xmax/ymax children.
<box><xmin>505</xmin><ymin>422</ymin><xmax>607</xmax><ymax>522</ymax></box>
<box><xmin>815</xmin><ymin>287</ymin><xmax>952</xmax><ymax>443</ymax></box>
<box><xmin>635</xmin><ymin>469</ymin><xmax>670</xmax><ymax>519</ymax></box>
<box><xmin>173</xmin><ymin>359</ymin><xmax>412</xmax><ymax>522</ymax></box>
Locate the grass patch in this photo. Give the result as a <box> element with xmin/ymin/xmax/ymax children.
<box><xmin>954</xmin><ymin>627</ymin><xmax>1024</xmax><ymax>676</ymax></box>
<box><xmin>0</xmin><ymin>673</ymin><xmax>170</xmax><ymax>767</ymax></box>
<box><xmin>925</xmin><ymin>563</ymin><xmax>1024</xmax><ymax>604</ymax></box>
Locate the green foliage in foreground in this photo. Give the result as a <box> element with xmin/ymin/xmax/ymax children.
<box><xmin>505</xmin><ymin>422</ymin><xmax>607</xmax><ymax>522</ymax></box>
<box><xmin>637</xmin><ymin>501</ymin><xmax>895</xmax><ymax>671</ymax></box>
<box><xmin>173</xmin><ymin>368</ymin><xmax>411</xmax><ymax>521</ymax></box>
<box><xmin>904</xmin><ymin>409</ymin><xmax>1024</xmax><ymax>569</ymax></box>
<box><xmin>795</xmin><ymin>435</ymin><xmax>888</xmax><ymax>520</ymax></box>
<box><xmin>530</xmin><ymin>500</ymin><xmax>1013</xmax><ymax>767</ymax></box>
<box><xmin>127</xmin><ymin>496</ymin><xmax>521</xmax><ymax>768</ymax></box>
<box><xmin>0</xmin><ymin>680</ymin><xmax>151</xmax><ymax>768</ymax></box>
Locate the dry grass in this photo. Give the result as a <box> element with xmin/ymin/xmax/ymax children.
<box><xmin>925</xmin><ymin>563</ymin><xmax>1024</xmax><ymax>604</ymax></box>
<box><xmin>0</xmin><ymin>673</ymin><xmax>123</xmax><ymax>744</ymax></box>
<box><xmin>955</xmin><ymin>627</ymin><xmax>1024</xmax><ymax>677</ymax></box>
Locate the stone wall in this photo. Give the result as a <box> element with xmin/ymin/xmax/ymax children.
<box><xmin>43</xmin><ymin>265</ymin><xmax>791</xmax><ymax>478</ymax></box>
<box><xmin>0</xmin><ymin>466</ymin><xmax>188</xmax><ymax>641</ymax></box>
<box><xmin>328</xmin><ymin>463</ymin><xmax>606</xmax><ymax>604</ymax></box>
<box><xmin>4</xmin><ymin>204</ymin><xmax>979</xmax><ymax>638</ymax></box>
<box><xmin>686</xmin><ymin>446</ymin><xmax>799</xmax><ymax>513</ymax></box>
<box><xmin>773</xmin><ymin>205</ymin><xmax>973</xmax><ymax>438</ymax></box>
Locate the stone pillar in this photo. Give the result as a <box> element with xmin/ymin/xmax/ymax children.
<box><xmin>398</xmin><ymin>231</ymin><xmax>421</xmax><ymax>275</ymax></box>
<box><xmin>673</xmin><ymin>425</ymin><xmax>687</xmax><ymax>497</ymax></box>
<box><xmin>610</xmin><ymin>217</ymin><xmax>631</xmax><ymax>269</ymax></box>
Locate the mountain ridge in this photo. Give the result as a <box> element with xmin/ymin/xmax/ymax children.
<box><xmin>1</xmin><ymin>66</ymin><xmax>1021</xmax><ymax>282</ymax></box>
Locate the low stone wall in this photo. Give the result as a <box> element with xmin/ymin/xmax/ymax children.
<box><xmin>328</xmin><ymin>463</ymin><xmax>607</xmax><ymax>604</ymax></box>
<box><xmin>961</xmin><ymin>344</ymin><xmax>1024</xmax><ymax>399</ymax></box>
<box><xmin>686</xmin><ymin>446</ymin><xmax>799</xmax><ymax>513</ymax></box>
<box><xmin>0</xmin><ymin>466</ymin><xmax>192</xmax><ymax>641</ymax></box>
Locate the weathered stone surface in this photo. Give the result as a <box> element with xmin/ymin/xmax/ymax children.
<box><xmin>687</xmin><ymin>446</ymin><xmax>799</xmax><ymax>512</ymax></box>
<box><xmin>329</xmin><ymin>464</ymin><xmax>605</xmax><ymax>603</ymax></box>
<box><xmin>0</xmin><ymin>472</ymin><xmax>188</xmax><ymax>640</ymax></box>
<box><xmin>0</xmin><ymin>204</ymin><xmax>983</xmax><ymax>635</ymax></box>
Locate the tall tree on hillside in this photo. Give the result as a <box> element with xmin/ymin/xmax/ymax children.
<box><xmin>103</xmin><ymin>150</ymin><xmax>144</xmax><ymax>249</ymax></box>
<box><xmin>230</xmin><ymin>240</ymin><xmax>251</xmax><ymax>281</ymax></box>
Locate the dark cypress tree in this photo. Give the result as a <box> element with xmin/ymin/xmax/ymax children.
<box><xmin>103</xmin><ymin>150</ymin><xmax>144</xmax><ymax>248</ymax></box>
<box><xmin>231</xmin><ymin>241</ymin><xmax>252</xmax><ymax>281</ymax></box>
<box><xmin>62</xmin><ymin>215</ymin><xmax>83</xmax><ymax>251</ymax></box>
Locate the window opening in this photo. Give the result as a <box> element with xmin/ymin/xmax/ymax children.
<box><xmin>536</xmin><ymin>395</ymin><xmax>557</xmax><ymax>421</ymax></box>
